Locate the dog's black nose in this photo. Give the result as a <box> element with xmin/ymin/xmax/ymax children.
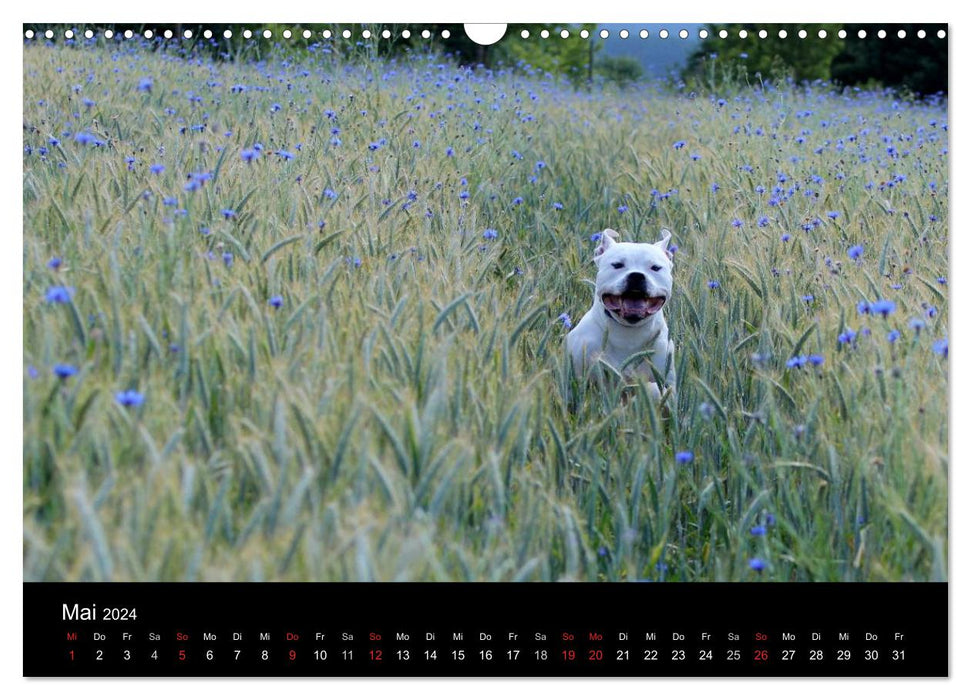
<box><xmin>625</xmin><ymin>271</ymin><xmax>647</xmax><ymax>291</ymax></box>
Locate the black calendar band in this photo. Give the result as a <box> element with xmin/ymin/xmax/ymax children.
<box><xmin>24</xmin><ymin>582</ymin><xmax>947</xmax><ymax>677</ymax></box>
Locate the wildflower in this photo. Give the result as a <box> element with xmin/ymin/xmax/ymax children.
<box><xmin>45</xmin><ymin>285</ymin><xmax>74</xmax><ymax>303</ymax></box>
<box><xmin>731</xmin><ymin>218</ymin><xmax>743</xmax><ymax>228</ymax></box>
<box><xmin>512</xmin><ymin>197</ymin><xmax>523</xmax><ymax>206</ymax></box>
<box><xmin>870</xmin><ymin>299</ymin><xmax>896</xmax><ymax>317</ymax></box>
<box><xmin>617</xmin><ymin>205</ymin><xmax>628</xmax><ymax>214</ymax></box>
<box><xmin>698</xmin><ymin>402</ymin><xmax>715</xmax><ymax>420</ymax></box>
<box><xmin>757</xmin><ymin>216</ymin><xmax>769</xmax><ymax>227</ymax></box>
<box><xmin>47</xmin><ymin>257</ymin><xmax>62</xmax><ymax>270</ymax></box>
<box><xmin>857</xmin><ymin>301</ymin><xmax>871</xmax><ymax>315</ymax></box>
<box><xmin>597</xmin><ymin>546</ymin><xmax>608</xmax><ymax>558</ymax></box>
<box><xmin>749</xmin><ymin>558</ymin><xmax>767</xmax><ymax>572</ymax></box>
<box><xmin>445</xmin><ymin>146</ymin><xmax>455</xmax><ymax>157</ymax></box>
<box><xmin>837</xmin><ymin>328</ymin><xmax>857</xmax><ymax>345</ymax></box>
<box><xmin>558</xmin><ymin>313</ymin><xmax>572</xmax><ymax>329</ymax></box>
<box><xmin>482</xmin><ymin>229</ymin><xmax>498</xmax><ymax>240</ymax></box>
<box><xmin>275</xmin><ymin>150</ymin><xmax>295</xmax><ymax>160</ymax></box>
<box><xmin>552</xmin><ymin>202</ymin><xmax>563</xmax><ymax>210</ymax></box>
<box><xmin>53</xmin><ymin>364</ymin><xmax>78</xmax><ymax>379</ymax></box>
<box><xmin>74</xmin><ymin>132</ymin><xmax>96</xmax><ymax>145</ymax></box>
<box><xmin>786</xmin><ymin>355</ymin><xmax>808</xmax><ymax>369</ymax></box>
<box><xmin>590</xmin><ymin>233</ymin><xmax>602</xmax><ymax>242</ymax></box>
<box><xmin>848</xmin><ymin>244</ymin><xmax>864</xmax><ymax>260</ymax></box>
<box><xmin>909</xmin><ymin>318</ymin><xmax>926</xmax><ymax>332</ymax></box>
<box><xmin>938</xmin><ymin>276</ymin><xmax>947</xmax><ymax>285</ymax></box>
<box><xmin>241</xmin><ymin>148</ymin><xmax>258</xmax><ymax>163</ymax></box>
<box><xmin>780</xmin><ymin>233</ymin><xmax>791</xmax><ymax>242</ymax></box>
<box><xmin>887</xmin><ymin>329</ymin><xmax>901</xmax><ymax>343</ymax></box>
<box><xmin>115</xmin><ymin>389</ymin><xmax>144</xmax><ymax>407</ymax></box>
<box><xmin>673</xmin><ymin>140</ymin><xmax>686</xmax><ymax>150</ymax></box>
<box><xmin>750</xmin><ymin>526</ymin><xmax>767</xmax><ymax>536</ymax></box>
<box><xmin>675</xmin><ymin>451</ymin><xmax>694</xmax><ymax>464</ymax></box>
<box><xmin>269</xmin><ymin>295</ymin><xmax>283</xmax><ymax>308</ymax></box>
<box><xmin>221</xmin><ymin>209</ymin><xmax>236</xmax><ymax>220</ymax></box>
<box><xmin>932</xmin><ymin>338</ymin><xmax>948</xmax><ymax>357</ymax></box>
<box><xmin>766</xmin><ymin>514</ymin><xmax>776</xmax><ymax>526</ymax></box>
<box><xmin>149</xmin><ymin>163</ymin><xmax>165</xmax><ymax>175</ymax></box>
<box><xmin>801</xmin><ymin>294</ymin><xmax>814</xmax><ymax>303</ymax></box>
<box><xmin>27</xmin><ymin>366</ymin><xmax>39</xmax><ymax>379</ymax></box>
<box><xmin>808</xmin><ymin>354</ymin><xmax>825</xmax><ymax>366</ymax></box>
<box><xmin>137</xmin><ymin>77</ymin><xmax>153</xmax><ymax>93</ymax></box>
<box><xmin>707</xmin><ymin>280</ymin><xmax>720</xmax><ymax>289</ymax></box>
<box><xmin>222</xmin><ymin>252</ymin><xmax>233</xmax><ymax>267</ymax></box>
<box><xmin>827</xmin><ymin>211</ymin><xmax>840</xmax><ymax>220</ymax></box>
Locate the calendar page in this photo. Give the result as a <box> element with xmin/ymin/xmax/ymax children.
<box><xmin>21</xmin><ymin>18</ymin><xmax>949</xmax><ymax>679</ymax></box>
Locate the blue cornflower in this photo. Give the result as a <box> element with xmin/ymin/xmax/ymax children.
<box><xmin>459</xmin><ymin>191</ymin><xmax>470</xmax><ymax>200</ymax></box>
<box><xmin>552</xmin><ymin>202</ymin><xmax>563</xmax><ymax>210</ymax></box>
<box><xmin>445</xmin><ymin>146</ymin><xmax>455</xmax><ymax>157</ymax></box>
<box><xmin>749</xmin><ymin>558</ymin><xmax>767</xmax><ymax>572</ymax></box>
<box><xmin>712</xmin><ymin>183</ymin><xmax>720</xmax><ymax>193</ymax></box>
<box><xmin>269</xmin><ymin>295</ymin><xmax>283</xmax><ymax>308</ymax></box>
<box><xmin>786</xmin><ymin>355</ymin><xmax>808</xmax><ymax>369</ymax></box>
<box><xmin>53</xmin><ymin>364</ymin><xmax>78</xmax><ymax>379</ymax></box>
<box><xmin>222</xmin><ymin>252</ymin><xmax>233</xmax><ymax>267</ymax></box>
<box><xmin>47</xmin><ymin>257</ymin><xmax>62</xmax><ymax>270</ymax></box>
<box><xmin>45</xmin><ymin>285</ymin><xmax>74</xmax><ymax>303</ymax></box>
<box><xmin>590</xmin><ymin>233</ymin><xmax>602</xmax><ymax>242</ymax></box>
<box><xmin>413</xmin><ymin>140</ymin><xmax>421</xmax><ymax>149</ymax></box>
<box><xmin>27</xmin><ymin>366</ymin><xmax>39</xmax><ymax>379</ymax></box>
<box><xmin>857</xmin><ymin>301</ymin><xmax>871</xmax><ymax>315</ymax></box>
<box><xmin>827</xmin><ymin>211</ymin><xmax>840</xmax><ymax>220</ymax></box>
<box><xmin>675</xmin><ymin>451</ymin><xmax>694</xmax><ymax>464</ymax></box>
<box><xmin>870</xmin><ymin>299</ymin><xmax>896</xmax><ymax>317</ymax></box>
<box><xmin>887</xmin><ymin>329</ymin><xmax>901</xmax><ymax>343</ymax></box>
<box><xmin>512</xmin><ymin>197</ymin><xmax>523</xmax><ymax>206</ymax></box>
<box><xmin>938</xmin><ymin>276</ymin><xmax>947</xmax><ymax>285</ymax></box>
<box><xmin>617</xmin><ymin>205</ymin><xmax>628</xmax><ymax>213</ymax></box>
<box><xmin>848</xmin><ymin>244</ymin><xmax>864</xmax><ymax>260</ymax></box>
<box><xmin>837</xmin><ymin>328</ymin><xmax>857</xmax><ymax>345</ymax></box>
<box><xmin>750</xmin><ymin>526</ymin><xmax>767</xmax><ymax>536</ymax></box>
<box><xmin>932</xmin><ymin>338</ymin><xmax>948</xmax><ymax>357</ymax></box>
<box><xmin>137</xmin><ymin>77</ymin><xmax>153</xmax><ymax>92</ymax></box>
<box><xmin>766</xmin><ymin>513</ymin><xmax>776</xmax><ymax>526</ymax></box>
<box><xmin>482</xmin><ymin>228</ymin><xmax>498</xmax><ymax>240</ymax></box>
<box><xmin>808</xmin><ymin>354</ymin><xmax>825</xmax><ymax>366</ymax></box>
<box><xmin>909</xmin><ymin>318</ymin><xmax>926</xmax><ymax>332</ymax></box>
<box><xmin>74</xmin><ymin>132</ymin><xmax>96</xmax><ymax>145</ymax></box>
<box><xmin>757</xmin><ymin>216</ymin><xmax>769</xmax><ymax>227</ymax></box>
<box><xmin>275</xmin><ymin>150</ymin><xmax>295</xmax><ymax>160</ymax></box>
<box><xmin>673</xmin><ymin>140</ymin><xmax>686</xmax><ymax>150</ymax></box>
<box><xmin>707</xmin><ymin>280</ymin><xmax>720</xmax><ymax>289</ymax></box>
<box><xmin>731</xmin><ymin>218</ymin><xmax>743</xmax><ymax>228</ymax></box>
<box><xmin>801</xmin><ymin>294</ymin><xmax>814</xmax><ymax>303</ymax></box>
<box><xmin>781</xmin><ymin>233</ymin><xmax>791</xmax><ymax>242</ymax></box>
<box><xmin>221</xmin><ymin>209</ymin><xmax>236</xmax><ymax>220</ymax></box>
<box><xmin>241</xmin><ymin>148</ymin><xmax>258</xmax><ymax>163</ymax></box>
<box><xmin>115</xmin><ymin>390</ymin><xmax>144</xmax><ymax>407</ymax></box>
<box><xmin>535</xmin><ymin>161</ymin><xmax>546</xmax><ymax>170</ymax></box>
<box><xmin>558</xmin><ymin>313</ymin><xmax>572</xmax><ymax>329</ymax></box>
<box><xmin>150</xmin><ymin>163</ymin><xmax>165</xmax><ymax>175</ymax></box>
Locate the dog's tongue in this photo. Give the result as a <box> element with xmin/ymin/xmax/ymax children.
<box><xmin>622</xmin><ymin>297</ymin><xmax>649</xmax><ymax>315</ymax></box>
<box><xmin>603</xmin><ymin>294</ymin><xmax>664</xmax><ymax>319</ymax></box>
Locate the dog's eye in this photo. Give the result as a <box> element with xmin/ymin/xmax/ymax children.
<box><xmin>611</xmin><ymin>261</ymin><xmax>625</xmax><ymax>269</ymax></box>
<box><xmin>651</xmin><ymin>264</ymin><xmax>662</xmax><ymax>272</ymax></box>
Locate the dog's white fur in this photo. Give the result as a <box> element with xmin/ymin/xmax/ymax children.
<box><xmin>566</xmin><ymin>228</ymin><xmax>676</xmax><ymax>399</ymax></box>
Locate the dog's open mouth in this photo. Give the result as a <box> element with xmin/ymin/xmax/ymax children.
<box><xmin>602</xmin><ymin>292</ymin><xmax>666</xmax><ymax>321</ymax></box>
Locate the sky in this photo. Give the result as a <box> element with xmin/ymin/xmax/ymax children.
<box><xmin>598</xmin><ymin>24</ymin><xmax>705</xmax><ymax>80</ymax></box>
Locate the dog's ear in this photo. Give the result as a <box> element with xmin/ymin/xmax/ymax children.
<box><xmin>655</xmin><ymin>229</ymin><xmax>674</xmax><ymax>261</ymax></box>
<box><xmin>594</xmin><ymin>228</ymin><xmax>619</xmax><ymax>259</ymax></box>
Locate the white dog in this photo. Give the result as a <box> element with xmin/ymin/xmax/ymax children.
<box><xmin>566</xmin><ymin>228</ymin><xmax>676</xmax><ymax>400</ymax></box>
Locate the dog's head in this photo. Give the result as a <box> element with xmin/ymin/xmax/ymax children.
<box><xmin>593</xmin><ymin>228</ymin><xmax>674</xmax><ymax>327</ymax></box>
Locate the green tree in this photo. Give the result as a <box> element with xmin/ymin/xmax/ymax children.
<box><xmin>596</xmin><ymin>55</ymin><xmax>644</xmax><ymax>88</ymax></box>
<box><xmin>684</xmin><ymin>24</ymin><xmax>844</xmax><ymax>90</ymax></box>
<box><xmin>495</xmin><ymin>24</ymin><xmax>599</xmax><ymax>87</ymax></box>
